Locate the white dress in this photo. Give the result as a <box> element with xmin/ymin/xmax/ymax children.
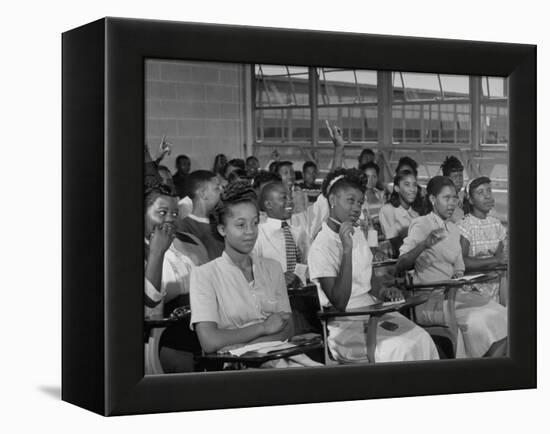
<box><xmin>308</xmin><ymin>223</ymin><xmax>439</xmax><ymax>363</ymax></box>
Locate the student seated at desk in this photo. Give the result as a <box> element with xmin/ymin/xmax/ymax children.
<box><xmin>190</xmin><ymin>181</ymin><xmax>320</xmax><ymax>368</ymax></box>
<box><xmin>458</xmin><ymin>177</ymin><xmax>508</xmax><ymax>303</ymax></box>
<box><xmin>441</xmin><ymin>156</ymin><xmax>466</xmax><ymax>223</ymax></box>
<box><xmin>178</xmin><ymin>170</ymin><xmax>225</xmax><ymax>261</ymax></box>
<box><xmin>396</xmin><ymin>176</ymin><xmax>507</xmax><ymax>358</ymax></box>
<box><xmin>253</xmin><ymin>181</ymin><xmax>309</xmax><ymax>289</ymax></box>
<box><xmin>144</xmin><ymin>184</ymin><xmax>203</xmax><ymax>372</ymax></box>
<box><xmin>359</xmin><ymin>161</ymin><xmax>386</xmax><ymax>223</ymax></box>
<box><xmin>307</xmin><ymin>169</ymin><xmax>439</xmax><ymax>363</ymax></box>
<box><xmin>379</xmin><ymin>170</ymin><xmax>424</xmax><ymax>257</ymax></box>
<box><xmin>295</xmin><ymin>161</ymin><xmax>322</xmax><ymax>205</ymax></box>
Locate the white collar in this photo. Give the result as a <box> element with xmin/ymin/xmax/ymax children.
<box><xmin>264</xmin><ymin>216</ymin><xmax>291</xmax><ymax>229</ymax></box>
<box><xmin>188</xmin><ymin>214</ymin><xmax>210</xmax><ymax>224</ymax></box>
<box><xmin>430</xmin><ymin>212</ymin><xmax>450</xmax><ymax>231</ymax></box>
<box><xmin>321</xmin><ymin>222</ymin><xmax>341</xmax><ymax>242</ymax></box>
<box><xmin>221</xmin><ymin>251</ymin><xmax>258</xmax><ymax>269</ymax></box>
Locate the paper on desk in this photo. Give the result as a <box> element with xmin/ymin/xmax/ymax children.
<box><xmin>222</xmin><ymin>340</ymin><xmax>296</xmax><ymax>356</ymax></box>
<box><xmin>382</xmin><ymin>299</ymin><xmax>406</xmax><ymax>307</ymax></box>
<box><xmin>453</xmin><ymin>274</ymin><xmax>485</xmax><ymax>282</ymax></box>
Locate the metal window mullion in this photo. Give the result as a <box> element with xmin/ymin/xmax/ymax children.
<box><xmin>454</xmin><ymin>103</ymin><xmax>458</xmax><ymax>143</ymax></box>
<box><xmin>287</xmin><ymin>108</ymin><xmax>293</xmax><ymax>142</ymax></box>
<box><xmin>377</xmin><ymin>71</ymin><xmax>392</xmax><ymax>150</ymax></box>
<box><xmin>361</xmin><ymin>106</ymin><xmax>366</xmax><ymax>142</ymax></box>
<box><xmin>309</xmin><ymin>67</ymin><xmax>319</xmax><ymax>156</ymax></box>
<box><xmin>437</xmin><ymin>74</ymin><xmax>445</xmax><ymax>99</ymax></box>
<box><xmin>420</xmin><ymin>104</ymin><xmax>425</xmax><ymax>145</ymax></box>
<box><xmin>470</xmin><ymin>76</ymin><xmax>482</xmax><ymax>151</ymax></box>
<box><xmin>286</xmin><ymin>66</ymin><xmax>298</xmax><ymax>106</ymax></box>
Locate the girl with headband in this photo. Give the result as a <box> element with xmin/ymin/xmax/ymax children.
<box><xmin>308</xmin><ymin>169</ymin><xmax>439</xmax><ymax>363</ymax></box>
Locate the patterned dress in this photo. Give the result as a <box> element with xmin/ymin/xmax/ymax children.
<box><xmin>458</xmin><ymin>214</ymin><xmax>507</xmax><ymax>302</ymax></box>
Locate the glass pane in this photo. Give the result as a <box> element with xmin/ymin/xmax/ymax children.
<box><xmin>439</xmin><ymin>74</ymin><xmax>469</xmax><ymax>98</ymax></box>
<box><xmin>255</xmin><ymin>64</ymin><xmax>309</xmax><ymax>107</ymax></box>
<box><xmin>256</xmin><ymin>108</ymin><xmax>311</xmax><ymax>142</ymax></box>
<box><xmin>440</xmin><ymin>104</ymin><xmax>456</xmax><ymax>144</ymax></box>
<box><xmin>482</xmin><ymin>76</ymin><xmax>506</xmax><ymax>98</ymax></box>
<box><xmin>317</xmin><ymin>68</ymin><xmax>377</xmax><ymax>105</ymax></box>
<box><xmin>290</xmin><ymin>108</ymin><xmax>311</xmax><ymax>141</ymax></box>
<box><xmin>392</xmin><ymin>106</ymin><xmax>404</xmax><ymax>142</ymax></box>
<box><xmin>318</xmin><ymin>106</ymin><xmax>377</xmax><ymax>143</ymax></box>
<box><xmin>456</xmin><ymin>103</ymin><xmax>471</xmax><ymax>143</ymax></box>
<box><xmin>404</xmin><ymin>106</ymin><xmax>421</xmax><ymax>143</ymax></box>
<box><xmin>318</xmin><ymin>107</ymin><xmax>341</xmax><ymax>141</ymax></box>
<box><xmin>394</xmin><ymin>72</ymin><xmax>442</xmax><ymax>100</ymax></box>
<box><xmin>256</xmin><ymin>108</ymin><xmax>285</xmax><ymax>141</ymax></box>
<box><xmin>481</xmin><ymin>100</ymin><xmax>508</xmax><ymax>145</ymax></box>
<box><xmin>427</xmin><ymin>104</ymin><xmax>440</xmax><ymax>143</ymax></box>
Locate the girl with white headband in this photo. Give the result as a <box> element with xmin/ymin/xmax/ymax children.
<box><xmin>308</xmin><ymin>169</ymin><xmax>439</xmax><ymax>363</ymax></box>
<box><xmin>458</xmin><ymin>176</ymin><xmax>508</xmax><ymax>304</ymax></box>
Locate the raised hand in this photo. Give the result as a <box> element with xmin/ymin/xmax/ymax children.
<box><xmin>330</xmin><ymin>125</ymin><xmax>345</xmax><ymax>148</ymax></box>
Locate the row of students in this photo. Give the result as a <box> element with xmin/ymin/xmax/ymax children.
<box><xmin>144</xmin><ymin>140</ymin><xmax>508</xmax><ymax>368</ymax></box>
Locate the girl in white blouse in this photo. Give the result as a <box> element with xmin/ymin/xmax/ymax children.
<box><xmin>396</xmin><ymin>176</ymin><xmax>507</xmax><ymax>358</ymax></box>
<box><xmin>308</xmin><ymin>169</ymin><xmax>439</xmax><ymax>363</ymax></box>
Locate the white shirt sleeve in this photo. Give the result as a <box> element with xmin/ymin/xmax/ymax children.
<box><xmin>399</xmin><ymin>217</ymin><xmax>426</xmax><ymax>256</ymax></box>
<box><xmin>189</xmin><ymin>265</ymin><xmax>220</xmax><ymax>329</ymax></box>
<box><xmin>306</xmin><ymin>195</ymin><xmax>329</xmax><ymax>242</ymax></box>
<box><xmin>144</xmin><ymin>278</ymin><xmax>165</xmax><ymax>303</ymax></box>
<box><xmin>308</xmin><ymin>240</ymin><xmax>338</xmax><ymax>280</ymax></box>
<box><xmin>265</xmin><ymin>260</ymin><xmax>292</xmax><ymax>313</ymax></box>
<box><xmin>379</xmin><ymin>204</ymin><xmax>397</xmax><ymax>239</ymax></box>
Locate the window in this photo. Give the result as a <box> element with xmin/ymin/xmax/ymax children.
<box><xmin>392</xmin><ymin>72</ymin><xmax>471</xmax><ymax>145</ymax></box>
<box><xmin>481</xmin><ymin>77</ymin><xmax>508</xmax><ymax>146</ymax></box>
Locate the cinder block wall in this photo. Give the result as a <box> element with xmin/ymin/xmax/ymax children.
<box><xmin>145</xmin><ymin>59</ymin><xmax>245</xmax><ymax>173</ymax></box>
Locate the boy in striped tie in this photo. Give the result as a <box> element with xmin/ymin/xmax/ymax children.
<box><xmin>253</xmin><ymin>181</ymin><xmax>309</xmax><ymax>289</ymax></box>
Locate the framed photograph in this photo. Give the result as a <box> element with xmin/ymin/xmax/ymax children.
<box><xmin>62</xmin><ymin>17</ymin><xmax>536</xmax><ymax>416</ymax></box>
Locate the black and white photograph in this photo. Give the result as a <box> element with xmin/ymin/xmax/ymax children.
<box><xmin>5</xmin><ymin>0</ymin><xmax>546</xmax><ymax>431</ymax></box>
<box><xmin>143</xmin><ymin>60</ymin><xmax>510</xmax><ymax>373</ymax></box>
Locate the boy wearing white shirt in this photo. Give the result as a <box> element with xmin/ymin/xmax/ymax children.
<box><xmin>253</xmin><ymin>181</ymin><xmax>309</xmax><ymax>288</ymax></box>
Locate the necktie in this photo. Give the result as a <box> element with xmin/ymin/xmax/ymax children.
<box><xmin>281</xmin><ymin>221</ymin><xmax>301</xmax><ymax>272</ymax></box>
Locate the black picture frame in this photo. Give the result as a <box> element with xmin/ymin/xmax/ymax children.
<box><xmin>62</xmin><ymin>17</ymin><xmax>536</xmax><ymax>416</ymax></box>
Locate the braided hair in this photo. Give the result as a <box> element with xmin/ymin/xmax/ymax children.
<box><xmin>211</xmin><ymin>180</ymin><xmax>258</xmax><ymax>227</ymax></box>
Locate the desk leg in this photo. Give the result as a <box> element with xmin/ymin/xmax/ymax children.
<box><xmin>365</xmin><ymin>316</ymin><xmax>379</xmax><ymax>364</ymax></box>
<box><xmin>444</xmin><ymin>287</ymin><xmax>459</xmax><ymax>357</ymax></box>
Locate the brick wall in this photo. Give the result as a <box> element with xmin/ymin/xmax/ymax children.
<box><xmin>145</xmin><ymin>59</ymin><xmax>245</xmax><ymax>173</ymax></box>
